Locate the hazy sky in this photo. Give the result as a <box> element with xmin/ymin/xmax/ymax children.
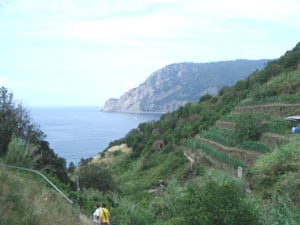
<box><xmin>0</xmin><ymin>0</ymin><xmax>299</xmax><ymax>107</ymax></box>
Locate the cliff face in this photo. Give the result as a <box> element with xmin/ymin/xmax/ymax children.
<box><xmin>101</xmin><ymin>59</ymin><xmax>269</xmax><ymax>113</ymax></box>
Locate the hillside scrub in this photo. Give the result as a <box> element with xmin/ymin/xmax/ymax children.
<box><xmin>251</xmin><ymin>137</ymin><xmax>300</xmax><ymax>204</ymax></box>
<box><xmin>250</xmin><ymin>137</ymin><xmax>300</xmax><ymax>224</ymax></box>
<box><xmin>0</xmin><ymin>169</ymin><xmax>80</xmax><ymax>225</ymax></box>
<box><xmin>2</xmin><ymin>42</ymin><xmax>300</xmax><ymax>224</ymax></box>
<box><xmin>178</xmin><ymin>177</ymin><xmax>261</xmax><ymax>225</ymax></box>
<box><xmin>234</xmin><ymin>112</ymin><xmax>265</xmax><ymax>142</ymax></box>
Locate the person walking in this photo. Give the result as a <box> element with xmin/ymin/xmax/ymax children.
<box><xmin>93</xmin><ymin>203</ymin><xmax>101</xmax><ymax>225</ymax></box>
<box><xmin>99</xmin><ymin>203</ymin><xmax>111</xmax><ymax>225</ymax></box>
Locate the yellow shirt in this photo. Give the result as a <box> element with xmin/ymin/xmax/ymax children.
<box><xmin>99</xmin><ymin>207</ymin><xmax>110</xmax><ymax>224</ymax></box>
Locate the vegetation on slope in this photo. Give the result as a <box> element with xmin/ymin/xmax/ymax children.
<box><xmin>1</xmin><ymin>42</ymin><xmax>300</xmax><ymax>224</ymax></box>
<box><xmin>0</xmin><ymin>167</ymin><xmax>80</xmax><ymax>225</ymax></box>
<box><xmin>0</xmin><ymin>87</ymin><xmax>71</xmax><ymax>184</ymax></box>
<box><xmin>83</xmin><ymin>42</ymin><xmax>300</xmax><ymax>224</ymax></box>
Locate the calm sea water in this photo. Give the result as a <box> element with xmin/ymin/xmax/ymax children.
<box><xmin>30</xmin><ymin>107</ymin><xmax>161</xmax><ymax>165</ymax></box>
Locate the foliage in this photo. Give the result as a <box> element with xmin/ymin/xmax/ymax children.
<box><xmin>179</xmin><ymin>174</ymin><xmax>262</xmax><ymax>225</ymax></box>
<box><xmin>0</xmin><ymin>87</ymin><xmax>70</xmax><ymax>184</ymax></box>
<box><xmin>195</xmin><ymin>141</ymin><xmax>244</xmax><ymax>168</ymax></box>
<box><xmin>149</xmin><ymin>179</ymin><xmax>184</xmax><ymax>221</ymax></box>
<box><xmin>110</xmin><ymin>196</ymin><xmax>156</xmax><ymax>225</ymax></box>
<box><xmin>200</xmin><ymin>126</ymin><xmax>236</xmax><ymax>147</ymax></box>
<box><xmin>278</xmin><ymin>42</ymin><xmax>300</xmax><ymax>70</ymax></box>
<box><xmin>265</xmin><ymin>119</ymin><xmax>292</xmax><ymax>135</ymax></box>
<box><xmin>239</xmin><ymin>141</ymin><xmax>270</xmax><ymax>153</ymax></box>
<box><xmin>234</xmin><ymin>113</ymin><xmax>265</xmax><ymax>142</ymax></box>
<box><xmin>261</xmin><ymin>193</ymin><xmax>300</xmax><ymax>225</ymax></box>
<box><xmin>250</xmin><ymin>137</ymin><xmax>300</xmax><ymax>205</ymax></box>
<box><xmin>78</xmin><ymin>163</ymin><xmax>115</xmax><ymax>192</ymax></box>
<box><xmin>5</xmin><ymin>136</ymin><xmax>37</xmax><ymax>167</ymax></box>
<box><xmin>0</xmin><ymin>169</ymin><xmax>80</xmax><ymax>225</ymax></box>
<box><xmin>111</xmin><ymin>146</ymin><xmax>190</xmax><ymax>200</ymax></box>
<box><xmin>250</xmin><ymin>71</ymin><xmax>300</xmax><ymax>102</ymax></box>
<box><xmin>34</xmin><ymin>140</ymin><xmax>70</xmax><ymax>184</ymax></box>
<box><xmin>0</xmin><ymin>87</ymin><xmax>45</xmax><ymax>155</ymax></box>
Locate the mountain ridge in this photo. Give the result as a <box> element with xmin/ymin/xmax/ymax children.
<box><xmin>101</xmin><ymin>59</ymin><xmax>269</xmax><ymax>113</ymax></box>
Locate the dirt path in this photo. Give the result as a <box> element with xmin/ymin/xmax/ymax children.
<box><xmin>80</xmin><ymin>213</ymin><xmax>92</xmax><ymax>225</ymax></box>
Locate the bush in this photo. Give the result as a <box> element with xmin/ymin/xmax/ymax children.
<box><xmin>234</xmin><ymin>113</ymin><xmax>265</xmax><ymax>142</ymax></box>
<box><xmin>179</xmin><ymin>175</ymin><xmax>262</xmax><ymax>225</ymax></box>
<box><xmin>251</xmin><ymin>137</ymin><xmax>300</xmax><ymax>204</ymax></box>
<box><xmin>5</xmin><ymin>137</ymin><xmax>37</xmax><ymax>167</ymax></box>
<box><xmin>78</xmin><ymin>164</ymin><xmax>115</xmax><ymax>191</ymax></box>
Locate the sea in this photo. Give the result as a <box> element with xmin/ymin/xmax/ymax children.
<box><xmin>30</xmin><ymin>107</ymin><xmax>161</xmax><ymax>165</ymax></box>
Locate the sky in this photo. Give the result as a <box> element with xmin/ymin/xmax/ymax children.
<box><xmin>0</xmin><ymin>0</ymin><xmax>300</xmax><ymax>107</ymax></box>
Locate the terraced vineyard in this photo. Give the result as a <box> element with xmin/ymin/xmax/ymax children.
<box><xmin>187</xmin><ymin>101</ymin><xmax>296</xmax><ymax>176</ymax></box>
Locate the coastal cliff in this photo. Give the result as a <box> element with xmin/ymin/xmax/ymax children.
<box><xmin>101</xmin><ymin>59</ymin><xmax>268</xmax><ymax>113</ymax></box>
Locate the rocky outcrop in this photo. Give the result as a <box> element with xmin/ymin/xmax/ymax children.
<box><xmin>101</xmin><ymin>59</ymin><xmax>268</xmax><ymax>113</ymax></box>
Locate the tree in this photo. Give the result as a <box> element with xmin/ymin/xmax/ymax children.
<box><xmin>0</xmin><ymin>87</ymin><xmax>70</xmax><ymax>184</ymax></box>
<box><xmin>234</xmin><ymin>113</ymin><xmax>265</xmax><ymax>142</ymax></box>
<box><xmin>0</xmin><ymin>87</ymin><xmax>45</xmax><ymax>155</ymax></box>
<box><xmin>78</xmin><ymin>164</ymin><xmax>115</xmax><ymax>191</ymax></box>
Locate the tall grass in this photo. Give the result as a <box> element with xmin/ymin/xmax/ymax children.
<box><xmin>251</xmin><ymin>137</ymin><xmax>300</xmax><ymax>224</ymax></box>
<box><xmin>0</xmin><ymin>169</ymin><xmax>81</xmax><ymax>225</ymax></box>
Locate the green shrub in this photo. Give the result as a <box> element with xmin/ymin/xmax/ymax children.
<box><xmin>265</xmin><ymin>119</ymin><xmax>292</xmax><ymax>135</ymax></box>
<box><xmin>220</xmin><ymin>113</ymin><xmax>240</xmax><ymax>122</ymax></box>
<box><xmin>110</xmin><ymin>197</ymin><xmax>155</xmax><ymax>225</ymax></box>
<box><xmin>251</xmin><ymin>137</ymin><xmax>300</xmax><ymax>204</ymax></box>
<box><xmin>78</xmin><ymin>164</ymin><xmax>115</xmax><ymax>191</ymax></box>
<box><xmin>0</xmin><ymin>169</ymin><xmax>79</xmax><ymax>225</ymax></box>
<box><xmin>262</xmin><ymin>193</ymin><xmax>300</xmax><ymax>225</ymax></box>
<box><xmin>5</xmin><ymin>137</ymin><xmax>37</xmax><ymax>167</ymax></box>
<box><xmin>179</xmin><ymin>175</ymin><xmax>262</xmax><ymax>225</ymax></box>
<box><xmin>234</xmin><ymin>113</ymin><xmax>265</xmax><ymax>142</ymax></box>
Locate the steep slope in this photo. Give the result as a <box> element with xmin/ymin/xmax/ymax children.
<box><xmin>97</xmin><ymin>42</ymin><xmax>300</xmax><ymax>197</ymax></box>
<box><xmin>101</xmin><ymin>59</ymin><xmax>268</xmax><ymax>112</ymax></box>
<box><xmin>0</xmin><ymin>167</ymin><xmax>88</xmax><ymax>225</ymax></box>
<box><xmin>84</xmin><ymin>43</ymin><xmax>300</xmax><ymax>225</ymax></box>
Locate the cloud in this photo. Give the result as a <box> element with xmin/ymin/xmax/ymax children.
<box><xmin>1</xmin><ymin>0</ymin><xmax>300</xmax><ymax>107</ymax></box>
<box><xmin>11</xmin><ymin>0</ymin><xmax>300</xmax><ymax>47</ymax></box>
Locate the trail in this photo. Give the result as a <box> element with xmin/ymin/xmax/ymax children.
<box><xmin>80</xmin><ymin>213</ymin><xmax>92</xmax><ymax>225</ymax></box>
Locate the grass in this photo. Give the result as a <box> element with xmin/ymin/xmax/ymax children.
<box><xmin>251</xmin><ymin>137</ymin><xmax>300</xmax><ymax>204</ymax></box>
<box><xmin>0</xmin><ymin>168</ymin><xmax>81</xmax><ymax>225</ymax></box>
<box><xmin>250</xmin><ymin>137</ymin><xmax>300</xmax><ymax>224</ymax></box>
<box><xmin>111</xmin><ymin>148</ymin><xmax>190</xmax><ymax>199</ymax></box>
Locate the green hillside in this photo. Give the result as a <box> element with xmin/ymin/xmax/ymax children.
<box><xmin>0</xmin><ymin>165</ymin><xmax>86</xmax><ymax>225</ymax></box>
<box><xmin>87</xmin><ymin>43</ymin><xmax>300</xmax><ymax>224</ymax></box>
<box><xmin>1</xmin><ymin>43</ymin><xmax>300</xmax><ymax>225</ymax></box>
